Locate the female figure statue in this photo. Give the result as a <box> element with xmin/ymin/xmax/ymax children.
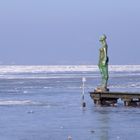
<box><xmin>98</xmin><ymin>34</ymin><xmax>109</xmax><ymax>91</ymax></box>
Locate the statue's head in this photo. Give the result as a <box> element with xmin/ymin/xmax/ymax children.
<box><xmin>99</xmin><ymin>34</ymin><xmax>106</xmax><ymax>42</ymax></box>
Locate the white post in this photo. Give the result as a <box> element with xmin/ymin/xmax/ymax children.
<box><xmin>82</xmin><ymin>77</ymin><xmax>86</xmax><ymax>107</ymax></box>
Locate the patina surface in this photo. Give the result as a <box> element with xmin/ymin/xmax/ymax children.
<box><xmin>97</xmin><ymin>34</ymin><xmax>109</xmax><ymax>91</ymax></box>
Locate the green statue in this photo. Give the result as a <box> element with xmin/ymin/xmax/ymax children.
<box><xmin>97</xmin><ymin>34</ymin><xmax>109</xmax><ymax>91</ymax></box>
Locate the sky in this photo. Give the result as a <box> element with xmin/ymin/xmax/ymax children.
<box><xmin>0</xmin><ymin>0</ymin><xmax>140</xmax><ymax>65</ymax></box>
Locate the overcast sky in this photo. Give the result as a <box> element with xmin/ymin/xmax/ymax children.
<box><xmin>0</xmin><ymin>0</ymin><xmax>140</xmax><ymax>65</ymax></box>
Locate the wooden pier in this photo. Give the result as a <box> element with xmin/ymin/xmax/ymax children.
<box><xmin>90</xmin><ymin>91</ymin><xmax>140</xmax><ymax>106</ymax></box>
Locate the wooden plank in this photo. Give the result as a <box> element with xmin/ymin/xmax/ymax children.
<box><xmin>90</xmin><ymin>92</ymin><xmax>140</xmax><ymax>98</ymax></box>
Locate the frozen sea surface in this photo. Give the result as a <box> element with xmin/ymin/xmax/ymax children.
<box><xmin>0</xmin><ymin>65</ymin><xmax>140</xmax><ymax>140</ymax></box>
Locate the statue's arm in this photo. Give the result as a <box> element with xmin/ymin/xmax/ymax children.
<box><xmin>102</xmin><ymin>47</ymin><xmax>107</xmax><ymax>65</ymax></box>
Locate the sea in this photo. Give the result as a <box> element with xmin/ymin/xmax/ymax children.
<box><xmin>0</xmin><ymin>65</ymin><xmax>140</xmax><ymax>140</ymax></box>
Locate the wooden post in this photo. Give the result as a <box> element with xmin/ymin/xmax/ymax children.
<box><xmin>124</xmin><ymin>99</ymin><xmax>131</xmax><ymax>106</ymax></box>
<box><xmin>96</xmin><ymin>99</ymin><xmax>101</xmax><ymax>105</ymax></box>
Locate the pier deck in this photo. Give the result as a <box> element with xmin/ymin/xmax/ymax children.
<box><xmin>90</xmin><ymin>91</ymin><xmax>140</xmax><ymax>106</ymax></box>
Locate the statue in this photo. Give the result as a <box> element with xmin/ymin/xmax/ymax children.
<box><xmin>95</xmin><ymin>34</ymin><xmax>109</xmax><ymax>92</ymax></box>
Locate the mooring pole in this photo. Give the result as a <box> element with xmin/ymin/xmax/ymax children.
<box><xmin>82</xmin><ymin>77</ymin><xmax>86</xmax><ymax>107</ymax></box>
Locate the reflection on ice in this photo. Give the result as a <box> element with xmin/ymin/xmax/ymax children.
<box><xmin>0</xmin><ymin>100</ymin><xmax>33</xmax><ymax>105</ymax></box>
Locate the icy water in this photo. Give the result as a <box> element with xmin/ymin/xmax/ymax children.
<box><xmin>0</xmin><ymin>65</ymin><xmax>140</xmax><ymax>140</ymax></box>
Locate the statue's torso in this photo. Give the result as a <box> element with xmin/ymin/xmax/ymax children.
<box><xmin>99</xmin><ymin>44</ymin><xmax>108</xmax><ymax>66</ymax></box>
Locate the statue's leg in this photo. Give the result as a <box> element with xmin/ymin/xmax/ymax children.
<box><xmin>98</xmin><ymin>65</ymin><xmax>105</xmax><ymax>87</ymax></box>
<box><xmin>102</xmin><ymin>65</ymin><xmax>109</xmax><ymax>88</ymax></box>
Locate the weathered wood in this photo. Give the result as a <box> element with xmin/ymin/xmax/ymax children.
<box><xmin>90</xmin><ymin>91</ymin><xmax>140</xmax><ymax>106</ymax></box>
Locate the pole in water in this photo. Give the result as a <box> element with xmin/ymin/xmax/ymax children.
<box><xmin>82</xmin><ymin>77</ymin><xmax>86</xmax><ymax>107</ymax></box>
